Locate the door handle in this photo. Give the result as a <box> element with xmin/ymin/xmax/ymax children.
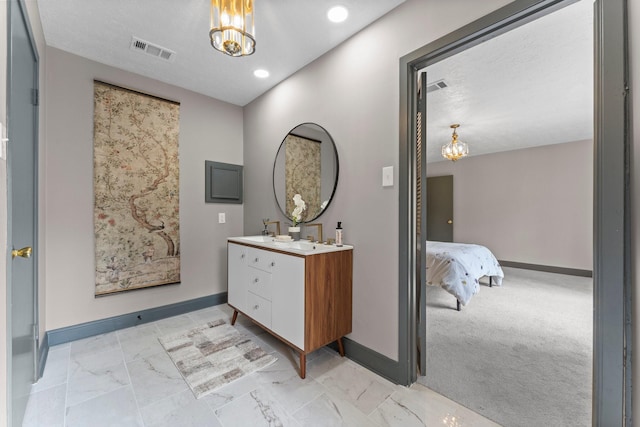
<box><xmin>447</xmin><ymin>219</ymin><xmax>453</xmax><ymax>224</ymax></box>
<box><xmin>12</xmin><ymin>246</ymin><xmax>32</xmax><ymax>259</ymax></box>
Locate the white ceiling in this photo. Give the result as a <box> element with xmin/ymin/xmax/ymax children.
<box><xmin>37</xmin><ymin>0</ymin><xmax>593</xmax><ymax>158</ymax></box>
<box><xmin>425</xmin><ymin>0</ymin><xmax>593</xmax><ymax>161</ymax></box>
<box><xmin>36</xmin><ymin>0</ymin><xmax>405</xmax><ymax>106</ymax></box>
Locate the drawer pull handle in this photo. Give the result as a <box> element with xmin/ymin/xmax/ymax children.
<box><xmin>254</xmin><ymin>278</ymin><xmax>259</xmax><ymax>283</ymax></box>
<box><xmin>270</xmin><ymin>261</ymin><xmax>276</xmax><ymax>267</ymax></box>
<box><xmin>253</xmin><ymin>304</ymin><xmax>259</xmax><ymax>310</ymax></box>
<box><xmin>241</xmin><ymin>254</ymin><xmax>245</xmax><ymax>259</ymax></box>
<box><xmin>254</xmin><ymin>258</ymin><xmax>259</xmax><ymax>263</ymax></box>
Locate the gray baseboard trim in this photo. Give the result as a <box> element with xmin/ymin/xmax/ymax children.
<box><xmin>46</xmin><ymin>292</ymin><xmax>228</xmax><ymax>346</ymax></box>
<box><xmin>38</xmin><ymin>333</ymin><xmax>49</xmax><ymax>380</ymax></box>
<box><xmin>329</xmin><ymin>337</ymin><xmax>406</xmax><ymax>386</ymax></box>
<box><xmin>499</xmin><ymin>260</ymin><xmax>592</xmax><ymax>278</ymax></box>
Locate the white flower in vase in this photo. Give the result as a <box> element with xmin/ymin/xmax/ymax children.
<box><xmin>291</xmin><ymin>194</ymin><xmax>306</xmax><ymax>228</ymax></box>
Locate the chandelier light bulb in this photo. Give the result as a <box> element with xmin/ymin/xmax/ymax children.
<box><xmin>210</xmin><ymin>0</ymin><xmax>256</xmax><ymax>57</ymax></box>
<box><xmin>441</xmin><ymin>124</ymin><xmax>469</xmax><ymax>161</ymax></box>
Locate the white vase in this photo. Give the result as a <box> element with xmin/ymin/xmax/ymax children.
<box><xmin>288</xmin><ymin>226</ymin><xmax>301</xmax><ymax>241</ymax></box>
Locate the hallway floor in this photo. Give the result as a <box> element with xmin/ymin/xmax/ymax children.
<box><xmin>23</xmin><ymin>303</ymin><xmax>498</xmax><ymax>426</ymax></box>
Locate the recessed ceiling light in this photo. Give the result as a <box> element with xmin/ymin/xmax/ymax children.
<box><xmin>327</xmin><ymin>6</ymin><xmax>348</xmax><ymax>23</ymax></box>
<box><xmin>254</xmin><ymin>69</ymin><xmax>269</xmax><ymax>78</ymax></box>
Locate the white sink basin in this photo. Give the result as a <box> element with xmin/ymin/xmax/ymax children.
<box><xmin>289</xmin><ymin>241</ymin><xmax>316</xmax><ymax>251</ymax></box>
<box><xmin>229</xmin><ymin>236</ymin><xmax>351</xmax><ymax>255</ymax></box>
<box><xmin>273</xmin><ymin>240</ymin><xmax>316</xmax><ymax>251</ymax></box>
<box><xmin>240</xmin><ymin>235</ymin><xmax>274</xmax><ymax>243</ymax></box>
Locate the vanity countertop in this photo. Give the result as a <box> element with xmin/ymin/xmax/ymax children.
<box><xmin>228</xmin><ymin>236</ymin><xmax>353</xmax><ymax>256</ymax></box>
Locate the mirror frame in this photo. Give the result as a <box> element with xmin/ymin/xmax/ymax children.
<box><xmin>272</xmin><ymin>122</ymin><xmax>339</xmax><ymax>224</ymax></box>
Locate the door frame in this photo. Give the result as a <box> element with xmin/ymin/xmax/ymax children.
<box><xmin>398</xmin><ymin>0</ymin><xmax>630</xmax><ymax>425</ymax></box>
<box><xmin>6</xmin><ymin>0</ymin><xmax>40</xmax><ymax>424</ymax></box>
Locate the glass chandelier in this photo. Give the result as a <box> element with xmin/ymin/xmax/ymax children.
<box><xmin>210</xmin><ymin>0</ymin><xmax>255</xmax><ymax>57</ymax></box>
<box><xmin>442</xmin><ymin>124</ymin><xmax>469</xmax><ymax>161</ymax></box>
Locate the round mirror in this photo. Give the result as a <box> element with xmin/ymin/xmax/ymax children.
<box><xmin>273</xmin><ymin>123</ymin><xmax>339</xmax><ymax>224</ymax></box>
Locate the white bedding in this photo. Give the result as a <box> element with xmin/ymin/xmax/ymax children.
<box><xmin>426</xmin><ymin>241</ymin><xmax>504</xmax><ymax>306</ymax></box>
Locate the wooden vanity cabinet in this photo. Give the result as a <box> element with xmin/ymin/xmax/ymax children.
<box><xmin>227</xmin><ymin>241</ymin><xmax>353</xmax><ymax>378</ymax></box>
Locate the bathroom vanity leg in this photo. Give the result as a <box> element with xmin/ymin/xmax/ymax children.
<box><xmin>300</xmin><ymin>353</ymin><xmax>306</xmax><ymax>379</ymax></box>
<box><xmin>456</xmin><ymin>300</ymin><xmax>461</xmax><ymax>311</ymax></box>
<box><xmin>231</xmin><ymin>310</ymin><xmax>238</xmax><ymax>325</ymax></box>
<box><xmin>337</xmin><ymin>338</ymin><xmax>345</xmax><ymax>357</ymax></box>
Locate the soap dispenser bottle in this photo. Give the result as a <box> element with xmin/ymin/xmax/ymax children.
<box><xmin>335</xmin><ymin>222</ymin><xmax>343</xmax><ymax>247</ymax></box>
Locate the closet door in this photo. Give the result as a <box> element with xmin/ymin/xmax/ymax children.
<box><xmin>8</xmin><ymin>0</ymin><xmax>40</xmax><ymax>424</ymax></box>
<box><xmin>426</xmin><ymin>175</ymin><xmax>453</xmax><ymax>242</ymax></box>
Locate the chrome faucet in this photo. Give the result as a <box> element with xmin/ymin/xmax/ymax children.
<box><xmin>263</xmin><ymin>219</ymin><xmax>281</xmax><ymax>237</ymax></box>
<box><xmin>305</xmin><ymin>223</ymin><xmax>323</xmax><ymax>243</ymax></box>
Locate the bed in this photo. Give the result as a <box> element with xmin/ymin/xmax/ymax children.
<box><xmin>426</xmin><ymin>241</ymin><xmax>504</xmax><ymax>310</ymax></box>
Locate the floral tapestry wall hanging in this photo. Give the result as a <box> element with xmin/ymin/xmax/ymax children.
<box><xmin>93</xmin><ymin>81</ymin><xmax>181</xmax><ymax>296</ymax></box>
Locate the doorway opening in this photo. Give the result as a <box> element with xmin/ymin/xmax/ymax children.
<box><xmin>417</xmin><ymin>2</ymin><xmax>593</xmax><ymax>425</ymax></box>
<box><xmin>399</xmin><ymin>0</ymin><xmax>630</xmax><ymax>425</ymax></box>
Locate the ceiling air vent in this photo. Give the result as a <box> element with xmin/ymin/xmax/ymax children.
<box><xmin>130</xmin><ymin>37</ymin><xmax>176</xmax><ymax>62</ymax></box>
<box><xmin>426</xmin><ymin>79</ymin><xmax>448</xmax><ymax>93</ymax></box>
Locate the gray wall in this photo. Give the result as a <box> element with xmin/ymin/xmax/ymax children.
<box><xmin>243</xmin><ymin>0</ymin><xmax>514</xmax><ymax>361</ymax></box>
<box><xmin>427</xmin><ymin>139</ymin><xmax>593</xmax><ymax>270</ymax></box>
<box><xmin>43</xmin><ymin>48</ymin><xmax>244</xmax><ymax>330</ymax></box>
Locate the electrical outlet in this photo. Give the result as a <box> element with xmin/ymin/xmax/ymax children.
<box><xmin>218</xmin><ymin>213</ymin><xmax>226</xmax><ymax>223</ymax></box>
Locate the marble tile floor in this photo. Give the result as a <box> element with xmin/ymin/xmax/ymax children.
<box><xmin>23</xmin><ymin>304</ymin><xmax>499</xmax><ymax>427</ymax></box>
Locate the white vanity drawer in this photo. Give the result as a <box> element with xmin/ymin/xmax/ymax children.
<box><xmin>247</xmin><ymin>292</ymin><xmax>271</xmax><ymax>328</ymax></box>
<box><xmin>248</xmin><ymin>267</ymin><xmax>272</xmax><ymax>300</ymax></box>
<box><xmin>247</xmin><ymin>247</ymin><xmax>278</xmax><ymax>273</ymax></box>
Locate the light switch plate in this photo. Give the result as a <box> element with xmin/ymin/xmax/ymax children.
<box><xmin>218</xmin><ymin>213</ymin><xmax>226</xmax><ymax>223</ymax></box>
<box><xmin>0</xmin><ymin>122</ymin><xmax>6</xmax><ymax>160</ymax></box>
<box><xmin>382</xmin><ymin>166</ymin><xmax>393</xmax><ymax>187</ymax></box>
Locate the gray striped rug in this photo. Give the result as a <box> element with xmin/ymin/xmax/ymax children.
<box><xmin>159</xmin><ymin>319</ymin><xmax>276</xmax><ymax>399</ymax></box>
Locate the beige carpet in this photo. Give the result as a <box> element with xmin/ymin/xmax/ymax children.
<box><xmin>419</xmin><ymin>267</ymin><xmax>593</xmax><ymax>427</ymax></box>
<box><xmin>159</xmin><ymin>319</ymin><xmax>276</xmax><ymax>399</ymax></box>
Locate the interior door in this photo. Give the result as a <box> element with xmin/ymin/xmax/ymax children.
<box><xmin>426</xmin><ymin>175</ymin><xmax>453</xmax><ymax>242</ymax></box>
<box><xmin>416</xmin><ymin>72</ymin><xmax>427</xmax><ymax>376</ymax></box>
<box><xmin>7</xmin><ymin>0</ymin><xmax>39</xmax><ymax>425</ymax></box>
